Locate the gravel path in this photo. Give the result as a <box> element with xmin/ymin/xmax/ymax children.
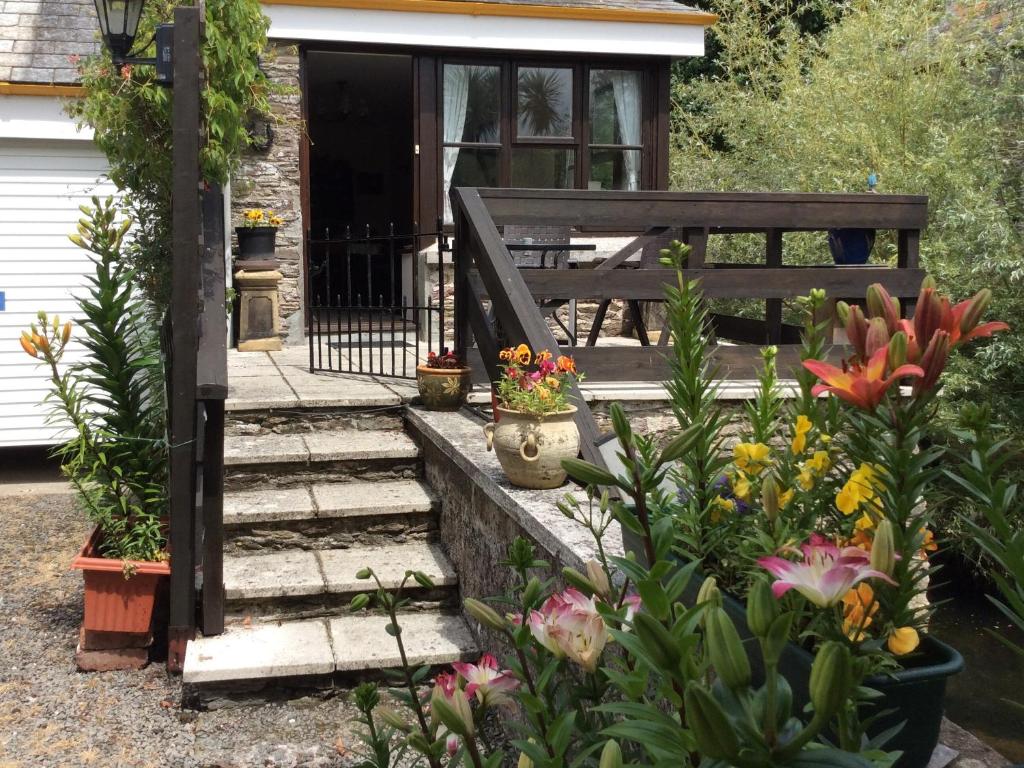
<box><xmin>0</xmin><ymin>487</ymin><xmax>382</xmax><ymax>768</ymax></box>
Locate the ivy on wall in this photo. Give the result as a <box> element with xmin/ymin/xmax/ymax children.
<box><xmin>68</xmin><ymin>0</ymin><xmax>272</xmax><ymax>311</ymax></box>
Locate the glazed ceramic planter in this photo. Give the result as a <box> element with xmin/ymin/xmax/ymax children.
<box><xmin>416</xmin><ymin>365</ymin><xmax>472</xmax><ymax>411</ymax></box>
<box><xmin>235</xmin><ymin>226</ymin><xmax>277</xmax><ymax>261</ymax></box>
<box><xmin>71</xmin><ymin>527</ymin><xmax>170</xmax><ymax>634</ymax></box>
<box><xmin>484</xmin><ymin>406</ymin><xmax>579</xmax><ymax>490</ymax></box>
<box><xmin>828</xmin><ymin>227</ymin><xmax>876</xmax><ymax>265</ymax></box>
<box><xmin>621</xmin><ymin>523</ymin><xmax>963</xmax><ymax>768</ymax></box>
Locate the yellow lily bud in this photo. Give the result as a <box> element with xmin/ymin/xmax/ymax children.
<box><xmin>870</xmin><ymin>519</ymin><xmax>896</xmax><ymax>576</ymax></box>
<box><xmin>20</xmin><ymin>334</ymin><xmax>38</xmax><ymax>358</ymax></box>
<box><xmin>62</xmin><ymin>321</ymin><xmax>72</xmax><ymax>346</ymax></box>
<box><xmin>888</xmin><ymin>626</ymin><xmax>920</xmax><ymax>656</ymax></box>
<box><xmin>761</xmin><ymin>474</ymin><xmax>780</xmax><ymax>522</ymax></box>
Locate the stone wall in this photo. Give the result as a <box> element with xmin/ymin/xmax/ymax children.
<box><xmin>232</xmin><ymin>44</ymin><xmax>305</xmax><ymax>343</ymax></box>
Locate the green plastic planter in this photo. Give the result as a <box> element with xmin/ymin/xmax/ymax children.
<box><xmin>621</xmin><ymin>524</ymin><xmax>964</xmax><ymax>768</ymax></box>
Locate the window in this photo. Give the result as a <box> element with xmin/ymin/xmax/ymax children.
<box><xmin>441</xmin><ymin>59</ymin><xmax>648</xmax><ymax>223</ymax></box>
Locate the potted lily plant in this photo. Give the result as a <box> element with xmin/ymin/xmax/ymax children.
<box><xmin>483</xmin><ymin>344</ymin><xmax>582</xmax><ymax>490</ymax></box>
<box><xmin>21</xmin><ymin>199</ymin><xmax>169</xmax><ymax>637</ymax></box>
<box><xmin>236</xmin><ymin>207</ymin><xmax>283</xmax><ymax>262</ymax></box>
<box><xmin>416</xmin><ymin>349</ymin><xmax>472</xmax><ymax>411</ymax></box>
<box><xmin>566</xmin><ymin>240</ymin><xmax>1008</xmax><ymax>768</ymax></box>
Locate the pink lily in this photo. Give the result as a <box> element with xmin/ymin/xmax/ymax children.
<box><xmin>452</xmin><ymin>653</ymin><xmax>520</xmax><ymax>706</ymax></box>
<box><xmin>803</xmin><ymin>346</ymin><xmax>924</xmax><ymax>411</ymax></box>
<box><xmin>758</xmin><ymin>534</ymin><xmax>896</xmax><ymax>608</ymax></box>
<box><xmin>527</xmin><ymin>588</ymin><xmax>610</xmax><ymax>672</ymax></box>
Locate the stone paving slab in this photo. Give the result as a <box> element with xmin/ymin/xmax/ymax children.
<box><xmin>318</xmin><ymin>542</ymin><xmax>457</xmax><ymax>595</ymax></box>
<box><xmin>226</xmin><ymin>374</ymin><xmax>300</xmax><ymax>411</ymax></box>
<box><xmin>279</xmin><ymin>368</ymin><xmax>403</xmax><ymax>408</ymax></box>
<box><xmin>311</xmin><ymin>479</ymin><xmax>434</xmax><ymax>518</ymax></box>
<box><xmin>303</xmin><ymin>430</ymin><xmax>420</xmax><ymax>462</ymax></box>
<box><xmin>224</xmin><ymin>487</ymin><xmax>316</xmax><ymax>525</ymax></box>
<box><xmin>224</xmin><ymin>550</ymin><xmax>324</xmax><ymax>600</ymax></box>
<box><xmin>183</xmin><ymin>619</ymin><xmax>335</xmax><ymax>684</ymax></box>
<box><xmin>328</xmin><ymin>613</ymin><xmax>478</xmax><ymax>672</ymax></box>
<box><xmin>224</xmin><ymin>433</ymin><xmax>309</xmax><ymax>466</ymax></box>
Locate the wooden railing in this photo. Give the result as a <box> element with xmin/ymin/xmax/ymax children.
<box><xmin>451</xmin><ymin>188</ymin><xmax>927</xmax><ymax>464</ymax></box>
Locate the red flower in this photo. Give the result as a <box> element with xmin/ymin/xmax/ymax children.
<box><xmin>804</xmin><ymin>346</ymin><xmax>924</xmax><ymax>411</ymax></box>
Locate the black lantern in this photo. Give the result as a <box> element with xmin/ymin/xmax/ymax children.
<box><xmin>93</xmin><ymin>0</ymin><xmax>146</xmax><ymax>64</ymax></box>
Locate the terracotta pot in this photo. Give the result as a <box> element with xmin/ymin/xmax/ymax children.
<box><xmin>416</xmin><ymin>365</ymin><xmax>472</xmax><ymax>411</ymax></box>
<box><xmin>483</xmin><ymin>406</ymin><xmax>579</xmax><ymax>489</ymax></box>
<box><xmin>71</xmin><ymin>527</ymin><xmax>170</xmax><ymax>634</ymax></box>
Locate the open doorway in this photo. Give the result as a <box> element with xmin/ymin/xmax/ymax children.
<box><xmin>305</xmin><ymin>51</ymin><xmax>414</xmax><ymax>311</ymax></box>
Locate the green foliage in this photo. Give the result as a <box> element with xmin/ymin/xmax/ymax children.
<box><xmin>671</xmin><ymin>0</ymin><xmax>1024</xmax><ymax>429</ymax></box>
<box><xmin>23</xmin><ymin>198</ymin><xmax>167</xmax><ymax>562</ymax></box>
<box><xmin>68</xmin><ymin>0</ymin><xmax>271</xmax><ymax>310</ymax></box>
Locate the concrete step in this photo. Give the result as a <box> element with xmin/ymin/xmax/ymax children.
<box><xmin>224</xmin><ymin>429</ymin><xmax>422</xmax><ymax>490</ymax></box>
<box><xmin>222</xmin><ymin>541</ymin><xmax>458</xmax><ymax>622</ymax></box>
<box><xmin>182</xmin><ymin>612</ymin><xmax>478</xmax><ymax>701</ymax></box>
<box><xmin>222</xmin><ymin>480</ymin><xmax>438</xmax><ymax>552</ymax></box>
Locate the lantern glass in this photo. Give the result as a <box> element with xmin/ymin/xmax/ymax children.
<box><xmin>93</xmin><ymin>0</ymin><xmax>146</xmax><ymax>61</ymax></box>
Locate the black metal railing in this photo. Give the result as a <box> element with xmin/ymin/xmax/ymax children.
<box><xmin>307</xmin><ymin>222</ymin><xmax>451</xmax><ymax>378</ymax></box>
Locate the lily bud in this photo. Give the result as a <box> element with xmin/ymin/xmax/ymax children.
<box><xmin>914</xmin><ymin>287</ymin><xmax>944</xmax><ymax>346</ymax></box>
<box><xmin>562</xmin><ymin>567</ymin><xmax>598</xmax><ymax>597</ymax></box>
<box><xmin>430</xmin><ymin>688</ymin><xmax>474</xmax><ymax>738</ymax></box>
<box><xmin>684</xmin><ymin>683</ymin><xmax>740</xmax><ymax>761</ymax></box>
<box><xmin>809</xmin><ymin>641</ymin><xmax>852</xmax><ymax>721</ymax></box>
<box><xmin>464</xmin><ymin>597</ymin><xmax>508</xmax><ymax>632</ymax></box>
<box><xmin>887</xmin><ymin>331</ymin><xmax>908</xmax><ymax>370</ymax></box>
<box><xmin>586</xmin><ymin>560</ymin><xmax>611</xmax><ymax>599</ymax></box>
<box><xmin>864</xmin><ymin>317</ymin><xmax>891</xmax><ymax>358</ymax></box>
<box><xmin>866</xmin><ymin>283</ymin><xmax>900</xmax><ymax>334</ymax></box>
<box><xmin>517</xmin><ymin>752</ymin><xmax>535</xmax><ymax>768</ymax></box>
<box><xmin>835</xmin><ymin>301</ymin><xmax>851</xmax><ymax>325</ymax></box>
<box><xmin>761</xmin><ymin>474</ymin><xmax>780</xmax><ymax>522</ymax></box>
<box><xmin>746</xmin><ymin>579</ymin><xmax>780</xmax><ymax>638</ymax></box>
<box><xmin>959</xmin><ymin>289</ymin><xmax>992</xmax><ymax>336</ymax></box>
<box><xmin>871</xmin><ymin>519</ymin><xmax>896</xmax><ymax>576</ymax></box>
<box><xmin>696</xmin><ymin>575</ymin><xmax>721</xmax><ymax>610</ymax></box>
<box><xmin>377</xmin><ymin>706</ymin><xmax>412</xmax><ymax>733</ymax></box>
<box><xmin>706</xmin><ymin>607</ymin><xmax>751</xmax><ymax>690</ymax></box>
<box><xmin>61</xmin><ymin>321</ymin><xmax>72</xmax><ymax>346</ymax></box>
<box><xmin>914</xmin><ymin>330</ymin><xmax>950</xmax><ymax>395</ymax></box>
<box><xmin>20</xmin><ymin>333</ymin><xmax>38</xmax><ymax>358</ymax></box>
<box><xmin>633</xmin><ymin>612</ymin><xmax>681</xmax><ymax>671</ymax></box>
<box><xmin>599</xmin><ymin>740</ymin><xmax>623</xmax><ymax>768</ymax></box>
<box><xmin>845</xmin><ymin>304</ymin><xmax>869</xmax><ymax>359</ymax></box>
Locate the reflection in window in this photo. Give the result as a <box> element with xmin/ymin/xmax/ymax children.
<box><xmin>511</xmin><ymin>147</ymin><xmax>575</xmax><ymax>189</ymax></box>
<box><xmin>517</xmin><ymin>67</ymin><xmax>573</xmax><ymax>139</ymax></box>
<box><xmin>443</xmin><ymin>64</ymin><xmax>501</xmax><ymax>222</ymax></box>
<box><xmin>589</xmin><ymin>70</ymin><xmax>642</xmax><ymax>190</ymax></box>
<box><xmin>589</xmin><ymin>149</ymin><xmax>642</xmax><ymax>191</ymax></box>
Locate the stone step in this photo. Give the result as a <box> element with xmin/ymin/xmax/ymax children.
<box><xmin>182</xmin><ymin>612</ymin><xmax>478</xmax><ymax>699</ymax></box>
<box><xmin>226</xmin><ymin>404</ymin><xmax>405</xmax><ymax>437</ymax></box>
<box><xmin>222</xmin><ymin>480</ymin><xmax>438</xmax><ymax>552</ymax></box>
<box><xmin>224</xmin><ymin>429</ymin><xmax>422</xmax><ymax>490</ymax></box>
<box><xmin>222</xmin><ymin>541</ymin><xmax>458</xmax><ymax>622</ymax></box>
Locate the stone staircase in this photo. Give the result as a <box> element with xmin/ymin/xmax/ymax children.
<box><xmin>182</xmin><ymin>393</ymin><xmax>477</xmax><ymax>703</ymax></box>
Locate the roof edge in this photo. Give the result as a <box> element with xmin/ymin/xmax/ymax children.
<box><xmin>0</xmin><ymin>83</ymin><xmax>86</xmax><ymax>97</ymax></box>
<box><xmin>262</xmin><ymin>0</ymin><xmax>718</xmax><ymax>26</ymax></box>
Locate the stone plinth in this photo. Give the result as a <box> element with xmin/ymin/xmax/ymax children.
<box><xmin>235</xmin><ymin>268</ymin><xmax>283</xmax><ymax>352</ymax></box>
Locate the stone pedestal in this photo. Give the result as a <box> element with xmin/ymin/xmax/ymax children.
<box><xmin>235</xmin><ymin>267</ymin><xmax>283</xmax><ymax>352</ymax></box>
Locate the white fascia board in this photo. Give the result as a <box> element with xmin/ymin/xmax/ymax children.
<box><xmin>264</xmin><ymin>4</ymin><xmax>705</xmax><ymax>58</ymax></box>
<box><xmin>0</xmin><ymin>95</ymin><xmax>94</xmax><ymax>142</ymax></box>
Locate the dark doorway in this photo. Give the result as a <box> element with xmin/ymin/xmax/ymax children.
<box><xmin>306</xmin><ymin>51</ymin><xmax>414</xmax><ymax>308</ymax></box>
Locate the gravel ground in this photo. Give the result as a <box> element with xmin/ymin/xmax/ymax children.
<box><xmin>0</xmin><ymin>488</ymin><xmax>387</xmax><ymax>768</ymax></box>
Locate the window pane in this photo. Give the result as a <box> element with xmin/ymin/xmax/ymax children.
<box><xmin>589</xmin><ymin>148</ymin><xmax>641</xmax><ymax>191</ymax></box>
<box><xmin>589</xmin><ymin>69</ymin><xmax>642</xmax><ymax>146</ymax></box>
<box><xmin>444</xmin><ymin>64</ymin><xmax>500</xmax><ymax>143</ymax></box>
<box><xmin>511</xmin><ymin>147</ymin><xmax>575</xmax><ymax>189</ymax></box>
<box><xmin>443</xmin><ymin>147</ymin><xmax>500</xmax><ymax>222</ymax></box>
<box><xmin>517</xmin><ymin>67</ymin><xmax>573</xmax><ymax>139</ymax></box>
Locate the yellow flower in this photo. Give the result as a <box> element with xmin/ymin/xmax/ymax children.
<box><xmin>779</xmin><ymin>488</ymin><xmax>794</xmax><ymax>509</ymax></box>
<box><xmin>836</xmin><ymin>463</ymin><xmax>884</xmax><ymax>516</ymax></box>
<box><xmin>855</xmin><ymin>512</ymin><xmax>875</xmax><ymax>531</ymax></box>
<box><xmin>797</xmin><ymin>468</ymin><xmax>815</xmax><ymax>491</ymax></box>
<box><xmin>791</xmin><ymin>415</ymin><xmax>812</xmax><ymax>455</ymax></box>
<box><xmin>836</xmin><ymin>485</ymin><xmax>861</xmax><ymax>515</ymax></box>
<box><xmin>545</xmin><ymin>376</ymin><xmax>561</xmax><ymax>390</ymax></box>
<box><xmin>499</xmin><ymin>348</ymin><xmax>514</xmax><ymax>362</ymax></box>
<box><xmin>888</xmin><ymin>627</ymin><xmax>920</xmax><ymax>656</ymax></box>
<box><xmin>514</xmin><ymin>344</ymin><xmax>532</xmax><ymax>365</ymax></box>
<box><xmin>919</xmin><ymin>528</ymin><xmax>938</xmax><ymax>556</ymax></box>
<box><xmin>806</xmin><ymin>450</ymin><xmax>831</xmax><ymax>475</ymax></box>
<box><xmin>709</xmin><ymin>495</ymin><xmax>736</xmax><ymax>524</ymax></box>
<box><xmin>733</xmin><ymin>442</ymin><xmax>771</xmax><ymax>475</ymax></box>
<box><xmin>842</xmin><ymin>583</ymin><xmax>878</xmax><ymax>643</ymax></box>
<box><xmin>535</xmin><ymin>350</ymin><xmax>552</xmax><ymax>364</ymax></box>
<box><xmin>732</xmin><ymin>471</ymin><xmax>751</xmax><ymax>502</ymax></box>
<box><xmin>535</xmin><ymin>385</ymin><xmax>550</xmax><ymax>401</ymax></box>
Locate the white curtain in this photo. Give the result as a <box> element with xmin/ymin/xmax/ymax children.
<box><xmin>443</xmin><ymin>65</ymin><xmax>471</xmax><ymax>224</ymax></box>
<box><xmin>609</xmin><ymin>71</ymin><xmax>642</xmax><ymax>191</ymax></box>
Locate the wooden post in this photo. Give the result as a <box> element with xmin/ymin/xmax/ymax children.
<box><xmin>765</xmin><ymin>229</ymin><xmax>783</xmax><ymax>345</ymax></box>
<box><xmin>166</xmin><ymin>5</ymin><xmax>203</xmax><ymax>673</ymax></box>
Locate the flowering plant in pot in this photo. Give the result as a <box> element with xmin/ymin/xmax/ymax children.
<box><xmin>417</xmin><ymin>349</ymin><xmax>472</xmax><ymax>411</ymax></box>
<box><xmin>236</xmin><ymin>207</ymin><xmax>283</xmax><ymax>262</ymax></box>
<box><xmin>484</xmin><ymin>345</ymin><xmax>583</xmax><ymax>489</ymax></box>
<box><xmin>573</xmin><ymin>240</ymin><xmax>1008</xmax><ymax>766</ymax></box>
<box><xmin>21</xmin><ymin>198</ymin><xmax>169</xmax><ymax>636</ymax></box>
<box><xmin>343</xmin><ymin>420</ymin><xmax>895</xmax><ymax>768</ymax></box>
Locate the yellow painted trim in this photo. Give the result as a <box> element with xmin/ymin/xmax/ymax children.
<box><xmin>263</xmin><ymin>0</ymin><xmax>718</xmax><ymax>26</ymax></box>
<box><xmin>0</xmin><ymin>82</ymin><xmax>85</xmax><ymax>97</ymax></box>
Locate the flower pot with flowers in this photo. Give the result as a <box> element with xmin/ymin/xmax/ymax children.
<box><xmin>583</xmin><ymin>240</ymin><xmax>1008</xmax><ymax>768</ymax></box>
<box><xmin>21</xmin><ymin>200</ymin><xmax>169</xmax><ymax>638</ymax></box>
<box><xmin>416</xmin><ymin>349</ymin><xmax>472</xmax><ymax>411</ymax></box>
<box><xmin>236</xmin><ymin>208</ymin><xmax>283</xmax><ymax>262</ymax></box>
<box><xmin>483</xmin><ymin>345</ymin><xmax>582</xmax><ymax>489</ymax></box>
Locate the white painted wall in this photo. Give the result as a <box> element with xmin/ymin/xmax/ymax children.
<box><xmin>0</xmin><ymin>95</ymin><xmax>94</xmax><ymax>142</ymax></box>
<box><xmin>0</xmin><ymin>135</ymin><xmax>115</xmax><ymax>447</ymax></box>
<box><xmin>263</xmin><ymin>4</ymin><xmax>706</xmax><ymax>57</ymax></box>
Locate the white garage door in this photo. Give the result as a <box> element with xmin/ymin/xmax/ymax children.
<box><xmin>0</xmin><ymin>138</ymin><xmax>116</xmax><ymax>447</ymax></box>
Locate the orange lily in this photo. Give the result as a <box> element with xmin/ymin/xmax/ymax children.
<box><xmin>803</xmin><ymin>346</ymin><xmax>924</xmax><ymax>411</ymax></box>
